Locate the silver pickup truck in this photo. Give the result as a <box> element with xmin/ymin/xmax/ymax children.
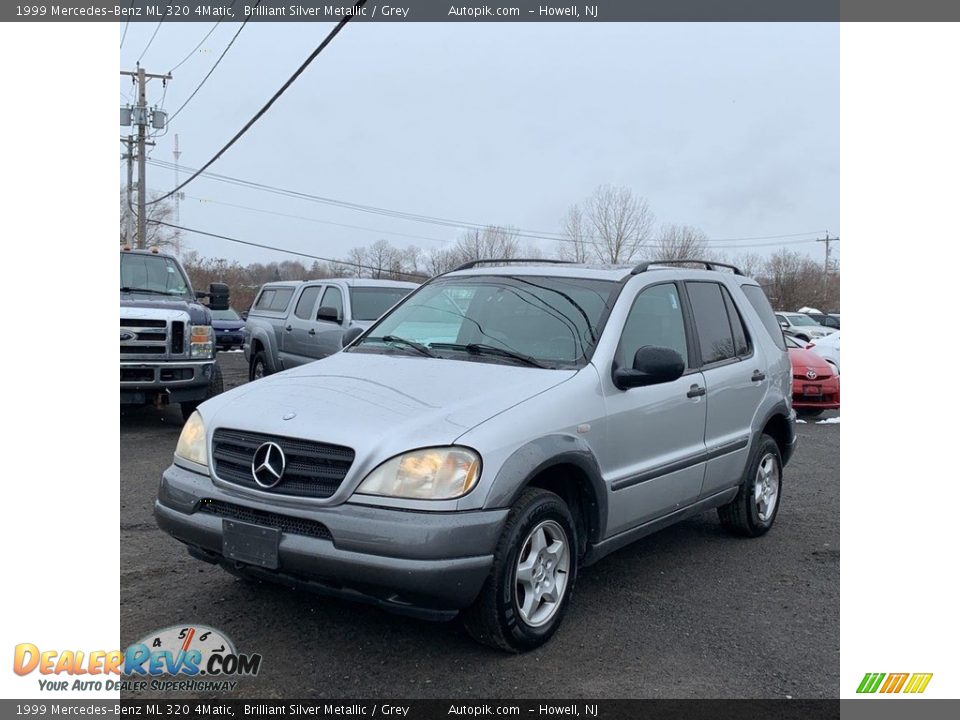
<box><xmin>243</xmin><ymin>278</ymin><xmax>417</xmax><ymax>380</ymax></box>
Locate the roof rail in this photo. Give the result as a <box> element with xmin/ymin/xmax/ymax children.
<box><xmin>452</xmin><ymin>258</ymin><xmax>576</xmax><ymax>272</ymax></box>
<box><xmin>631</xmin><ymin>259</ymin><xmax>743</xmax><ymax>276</ymax></box>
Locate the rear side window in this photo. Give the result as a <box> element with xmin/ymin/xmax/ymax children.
<box><xmin>687</xmin><ymin>282</ymin><xmax>736</xmax><ymax>364</ymax></box>
<box><xmin>294</xmin><ymin>286</ymin><xmax>322</xmax><ymax>320</ymax></box>
<box><xmin>741</xmin><ymin>285</ymin><xmax>787</xmax><ymax>350</ymax></box>
<box><xmin>254</xmin><ymin>287</ymin><xmax>295</xmax><ymax>312</ymax></box>
<box><xmin>721</xmin><ymin>286</ymin><xmax>752</xmax><ymax>357</ymax></box>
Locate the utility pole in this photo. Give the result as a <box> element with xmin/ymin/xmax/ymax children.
<box><xmin>173</xmin><ymin>133</ymin><xmax>182</xmax><ymax>256</ymax></box>
<box><xmin>120</xmin><ymin>67</ymin><xmax>171</xmax><ymax>249</ymax></box>
<box><xmin>816</xmin><ymin>231</ymin><xmax>839</xmax><ymax>309</ymax></box>
<box><xmin>123</xmin><ymin>136</ymin><xmax>135</xmax><ymax>245</ymax></box>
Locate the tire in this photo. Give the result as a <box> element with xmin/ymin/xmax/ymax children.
<box><xmin>797</xmin><ymin>408</ymin><xmax>824</xmax><ymax>418</ymax></box>
<box><xmin>180</xmin><ymin>363</ymin><xmax>224</xmax><ymax>422</ymax></box>
<box><xmin>249</xmin><ymin>350</ymin><xmax>269</xmax><ymax>382</ymax></box>
<box><xmin>463</xmin><ymin>488</ymin><xmax>577</xmax><ymax>653</ymax></box>
<box><xmin>717</xmin><ymin>434</ymin><xmax>783</xmax><ymax>537</ymax></box>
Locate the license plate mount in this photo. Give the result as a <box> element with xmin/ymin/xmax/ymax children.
<box><xmin>803</xmin><ymin>384</ymin><xmax>822</xmax><ymax>397</ymax></box>
<box><xmin>222</xmin><ymin>520</ymin><xmax>280</xmax><ymax>569</ymax></box>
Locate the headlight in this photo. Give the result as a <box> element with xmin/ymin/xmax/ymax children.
<box><xmin>175</xmin><ymin>412</ymin><xmax>208</xmax><ymax>466</ymax></box>
<box><xmin>355</xmin><ymin>447</ymin><xmax>481</xmax><ymax>500</ymax></box>
<box><xmin>191</xmin><ymin>325</ymin><xmax>214</xmax><ymax>359</ymax></box>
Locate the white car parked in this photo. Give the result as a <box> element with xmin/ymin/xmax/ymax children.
<box><xmin>809</xmin><ymin>332</ymin><xmax>840</xmax><ymax>373</ymax></box>
<box><xmin>775</xmin><ymin>312</ymin><xmax>837</xmax><ymax>341</ymax></box>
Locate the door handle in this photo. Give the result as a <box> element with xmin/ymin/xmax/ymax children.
<box><xmin>285</xmin><ymin>325</ymin><xmax>292</xmax><ymax>332</ymax></box>
<box><xmin>308</xmin><ymin>329</ymin><xmax>316</xmax><ymax>335</ymax></box>
<box><xmin>687</xmin><ymin>384</ymin><xmax>706</xmax><ymax>398</ymax></box>
<box><xmin>751</xmin><ymin>370</ymin><xmax>766</xmax><ymax>382</ymax></box>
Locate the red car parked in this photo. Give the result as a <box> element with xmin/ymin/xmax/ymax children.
<box><xmin>785</xmin><ymin>335</ymin><xmax>840</xmax><ymax>417</ymax></box>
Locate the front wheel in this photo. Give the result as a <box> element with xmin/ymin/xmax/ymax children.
<box><xmin>463</xmin><ymin>488</ymin><xmax>577</xmax><ymax>652</ymax></box>
<box><xmin>249</xmin><ymin>351</ymin><xmax>269</xmax><ymax>382</ymax></box>
<box><xmin>718</xmin><ymin>434</ymin><xmax>783</xmax><ymax>537</ymax></box>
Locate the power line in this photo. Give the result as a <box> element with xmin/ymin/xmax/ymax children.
<box><xmin>148</xmin><ymin>220</ymin><xmax>428</xmax><ymax>280</ymax></box>
<box><xmin>136</xmin><ymin>21</ymin><xmax>164</xmax><ymax>65</ymax></box>
<box><xmin>147</xmin><ymin>158</ymin><xmax>825</xmax><ymax>250</ymax></box>
<box><xmin>165</xmin><ymin>3</ymin><xmax>257</xmax><ymax>127</ymax></box>
<box><xmin>168</xmin><ymin>12</ymin><xmax>232</xmax><ymax>74</ymax></box>
<box><xmin>149</xmin><ymin>0</ymin><xmax>368</xmax><ymax>206</ymax></box>
<box><xmin>184</xmin><ymin>194</ymin><xmax>456</xmax><ymax>245</ymax></box>
<box><xmin>120</xmin><ymin>1</ymin><xmax>133</xmax><ymax>48</ymax></box>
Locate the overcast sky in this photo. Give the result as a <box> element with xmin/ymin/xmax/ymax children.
<box><xmin>120</xmin><ymin>22</ymin><xmax>839</xmax><ymax>266</ymax></box>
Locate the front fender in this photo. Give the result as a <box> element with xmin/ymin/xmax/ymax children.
<box><xmin>248</xmin><ymin>325</ymin><xmax>280</xmax><ymax>373</ymax></box>
<box><xmin>483</xmin><ymin>434</ymin><xmax>607</xmax><ymax>543</ymax></box>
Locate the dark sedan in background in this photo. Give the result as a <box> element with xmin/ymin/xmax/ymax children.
<box><xmin>210</xmin><ymin>308</ymin><xmax>246</xmax><ymax>350</ymax></box>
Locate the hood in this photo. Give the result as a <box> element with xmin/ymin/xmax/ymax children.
<box><xmin>200</xmin><ymin>350</ymin><xmax>576</xmax><ymax>465</ymax></box>
<box><xmin>120</xmin><ymin>292</ymin><xmax>211</xmax><ymax>325</ymax></box>
<box><xmin>212</xmin><ymin>319</ymin><xmax>245</xmax><ymax>331</ymax></box>
<box><xmin>788</xmin><ymin>348</ymin><xmax>833</xmax><ymax>375</ymax></box>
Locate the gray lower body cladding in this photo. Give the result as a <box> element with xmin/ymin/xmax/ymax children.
<box><xmin>155</xmin><ymin>463</ymin><xmax>507</xmax><ymax>614</ymax></box>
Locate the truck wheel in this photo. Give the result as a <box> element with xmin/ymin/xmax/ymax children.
<box><xmin>180</xmin><ymin>363</ymin><xmax>224</xmax><ymax>422</ymax></box>
<box><xmin>717</xmin><ymin>434</ymin><xmax>782</xmax><ymax>537</ymax></box>
<box><xmin>463</xmin><ymin>488</ymin><xmax>577</xmax><ymax>653</ymax></box>
<box><xmin>249</xmin><ymin>351</ymin><xmax>269</xmax><ymax>382</ymax></box>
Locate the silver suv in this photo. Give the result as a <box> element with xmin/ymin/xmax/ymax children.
<box><xmin>156</xmin><ymin>259</ymin><xmax>797</xmax><ymax>652</ymax></box>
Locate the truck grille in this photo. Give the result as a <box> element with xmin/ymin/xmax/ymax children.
<box><xmin>195</xmin><ymin>499</ymin><xmax>332</xmax><ymax>540</ymax></box>
<box><xmin>211</xmin><ymin>428</ymin><xmax>355</xmax><ymax>499</ymax></box>
<box><xmin>120</xmin><ymin>318</ymin><xmax>186</xmax><ymax>359</ymax></box>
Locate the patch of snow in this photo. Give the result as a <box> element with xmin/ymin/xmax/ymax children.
<box><xmin>816</xmin><ymin>417</ymin><xmax>840</xmax><ymax>424</ymax></box>
<box><xmin>796</xmin><ymin>419</ymin><xmax>807</xmax><ymax>424</ymax></box>
<box><xmin>797</xmin><ymin>306</ymin><xmax>822</xmax><ymax>314</ymax></box>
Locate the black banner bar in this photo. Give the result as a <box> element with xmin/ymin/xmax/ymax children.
<box><xmin>1</xmin><ymin>699</ymin><xmax>844</xmax><ymax>720</ymax></box>
<box><xmin>7</xmin><ymin>0</ymin><xmax>960</xmax><ymax>22</ymax></box>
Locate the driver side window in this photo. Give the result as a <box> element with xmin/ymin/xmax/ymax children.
<box><xmin>615</xmin><ymin>284</ymin><xmax>688</xmax><ymax>370</ymax></box>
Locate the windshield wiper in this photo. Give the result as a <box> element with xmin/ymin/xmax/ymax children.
<box><xmin>430</xmin><ymin>343</ymin><xmax>547</xmax><ymax>368</ymax></box>
<box><xmin>120</xmin><ymin>286</ymin><xmax>176</xmax><ymax>296</ymax></box>
<box><xmin>367</xmin><ymin>335</ymin><xmax>438</xmax><ymax>358</ymax></box>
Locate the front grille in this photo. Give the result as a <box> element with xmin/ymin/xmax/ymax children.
<box><xmin>196</xmin><ymin>499</ymin><xmax>332</xmax><ymax>540</ymax></box>
<box><xmin>121</xmin><ymin>318</ymin><xmax>165</xmax><ymax>328</ymax></box>
<box><xmin>794</xmin><ymin>373</ymin><xmax>833</xmax><ymax>381</ymax></box>
<box><xmin>211</xmin><ymin>428</ymin><xmax>355</xmax><ymax>499</ymax></box>
<box><xmin>120</xmin><ymin>317</ymin><xmax>190</xmax><ymax>359</ymax></box>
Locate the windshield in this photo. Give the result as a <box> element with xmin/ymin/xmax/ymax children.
<box><xmin>787</xmin><ymin>314</ymin><xmax>818</xmax><ymax>326</ymax></box>
<box><xmin>210</xmin><ymin>308</ymin><xmax>240</xmax><ymax>321</ymax></box>
<box><xmin>120</xmin><ymin>253</ymin><xmax>190</xmax><ymax>297</ymax></box>
<box><xmin>349</xmin><ymin>286</ymin><xmax>414</xmax><ymax>321</ymax></box>
<box><xmin>350</xmin><ymin>275</ymin><xmax>619</xmax><ymax>368</ymax></box>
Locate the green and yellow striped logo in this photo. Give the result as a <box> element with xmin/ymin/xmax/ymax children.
<box><xmin>857</xmin><ymin>672</ymin><xmax>933</xmax><ymax>694</ymax></box>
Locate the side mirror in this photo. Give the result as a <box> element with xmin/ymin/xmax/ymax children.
<box><xmin>207</xmin><ymin>283</ymin><xmax>230</xmax><ymax>311</ymax></box>
<box><xmin>317</xmin><ymin>306</ymin><xmax>342</xmax><ymax>324</ymax></box>
<box><xmin>613</xmin><ymin>346</ymin><xmax>685</xmax><ymax>390</ymax></box>
<box><xmin>779</xmin><ymin>320</ymin><xmax>789</xmax><ymax>328</ymax></box>
<box><xmin>342</xmin><ymin>326</ymin><xmax>364</xmax><ymax>348</ymax></box>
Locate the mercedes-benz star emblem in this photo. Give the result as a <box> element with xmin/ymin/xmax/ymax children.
<box><xmin>806</xmin><ymin>368</ymin><xmax>818</xmax><ymax>380</ymax></box>
<box><xmin>251</xmin><ymin>442</ymin><xmax>286</xmax><ymax>488</ymax></box>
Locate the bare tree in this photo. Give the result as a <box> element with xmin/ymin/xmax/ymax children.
<box><xmin>119</xmin><ymin>186</ymin><xmax>179</xmax><ymax>249</ymax></box>
<box><xmin>732</xmin><ymin>251</ymin><xmax>764</xmax><ymax>278</ymax></box>
<box><xmin>558</xmin><ymin>203</ymin><xmax>592</xmax><ymax>263</ymax></box>
<box><xmin>584</xmin><ymin>185</ymin><xmax>654</xmax><ymax>263</ymax></box>
<box><xmin>648</xmin><ymin>223</ymin><xmax>710</xmax><ymax>262</ymax></box>
<box><xmin>345</xmin><ymin>246</ymin><xmax>368</xmax><ymax>278</ymax></box>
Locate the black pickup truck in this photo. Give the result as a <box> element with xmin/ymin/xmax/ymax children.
<box><xmin>120</xmin><ymin>248</ymin><xmax>230</xmax><ymax>421</ymax></box>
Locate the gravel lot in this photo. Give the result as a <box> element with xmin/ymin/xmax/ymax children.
<box><xmin>121</xmin><ymin>351</ymin><xmax>839</xmax><ymax>699</ymax></box>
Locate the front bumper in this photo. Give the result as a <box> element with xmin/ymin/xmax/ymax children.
<box><xmin>155</xmin><ymin>463</ymin><xmax>507</xmax><ymax>616</ymax></box>
<box><xmin>791</xmin><ymin>376</ymin><xmax>841</xmax><ymax>410</ymax></box>
<box><xmin>120</xmin><ymin>360</ymin><xmax>216</xmax><ymax>404</ymax></box>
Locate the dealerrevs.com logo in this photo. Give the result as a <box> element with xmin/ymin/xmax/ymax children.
<box><xmin>857</xmin><ymin>673</ymin><xmax>933</xmax><ymax>694</ymax></box>
<box><xmin>13</xmin><ymin>625</ymin><xmax>262</xmax><ymax>693</ymax></box>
